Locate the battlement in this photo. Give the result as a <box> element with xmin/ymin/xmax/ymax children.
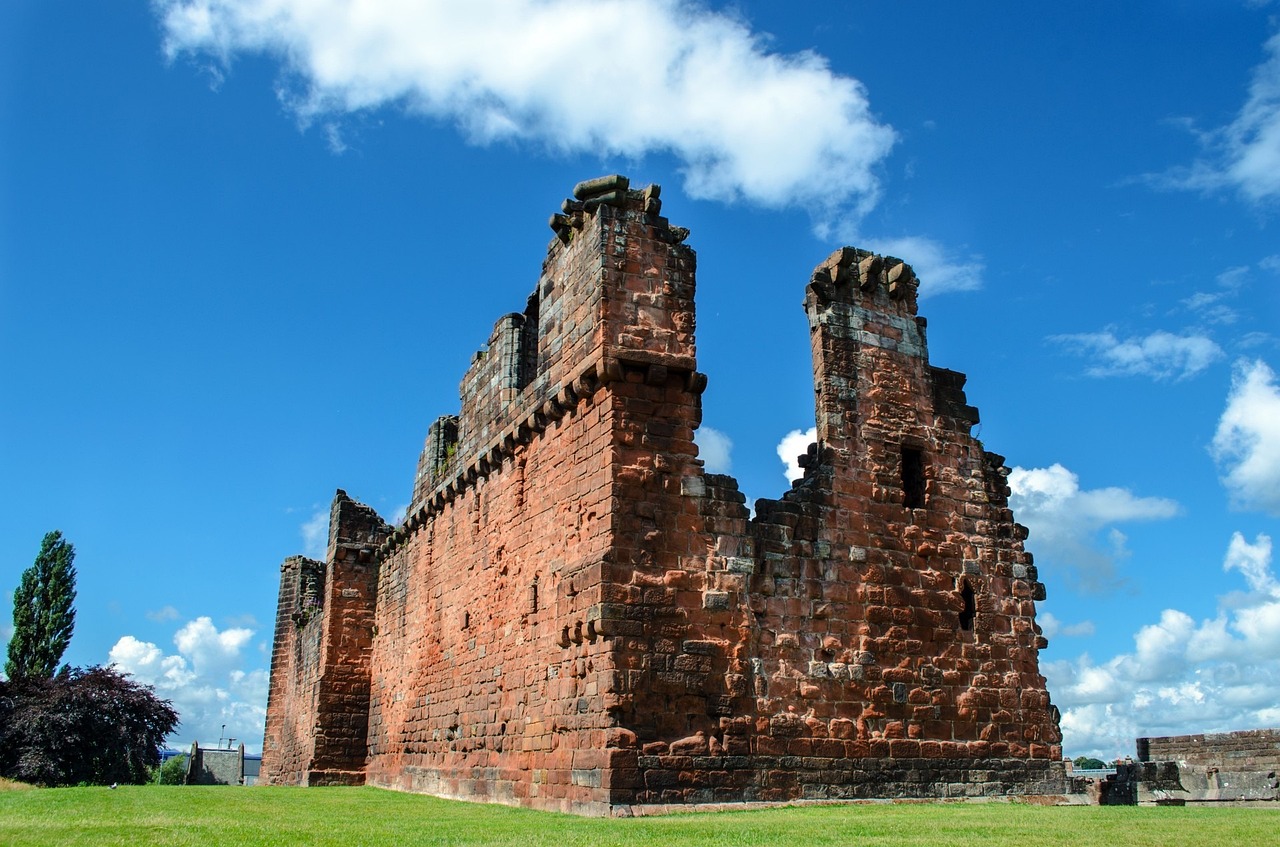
<box><xmin>263</xmin><ymin>176</ymin><xmax>1062</xmax><ymax>813</ymax></box>
<box><xmin>809</xmin><ymin>245</ymin><xmax>920</xmax><ymax>312</ymax></box>
<box><xmin>404</xmin><ymin>175</ymin><xmax>699</xmax><ymax>523</ymax></box>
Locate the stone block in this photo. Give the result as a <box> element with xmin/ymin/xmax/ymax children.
<box><xmin>263</xmin><ymin>177</ymin><xmax>1061</xmax><ymax>814</ymax></box>
<box><xmin>702</xmin><ymin>590</ymin><xmax>731</xmax><ymax>611</ymax></box>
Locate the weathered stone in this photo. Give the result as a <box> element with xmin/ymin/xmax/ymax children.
<box><xmin>702</xmin><ymin>591</ymin><xmax>730</xmax><ymax>611</ymax></box>
<box><xmin>573</xmin><ymin>173</ymin><xmax>630</xmax><ymax>200</ymax></box>
<box><xmin>1128</xmin><ymin>729</ymin><xmax>1280</xmax><ymax>805</ymax></box>
<box><xmin>261</xmin><ymin>176</ymin><xmax>1063</xmax><ymax>815</ymax></box>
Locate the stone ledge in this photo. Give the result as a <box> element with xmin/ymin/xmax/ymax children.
<box><xmin>380</xmin><ymin>354</ymin><xmax>704</xmax><ymax>559</ymax></box>
<box><xmin>611</xmin><ymin>794</ymin><xmax>1087</xmax><ymax>817</ymax></box>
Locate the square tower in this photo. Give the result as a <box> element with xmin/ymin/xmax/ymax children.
<box><xmin>261</xmin><ymin>177</ymin><xmax>1063</xmax><ymax>813</ymax></box>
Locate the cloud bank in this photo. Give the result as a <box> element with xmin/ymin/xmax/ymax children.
<box><xmin>1153</xmin><ymin>29</ymin><xmax>1280</xmax><ymax>203</ymax></box>
<box><xmin>695</xmin><ymin>425</ymin><xmax>733</xmax><ymax>475</ymax></box>
<box><xmin>109</xmin><ymin>616</ymin><xmax>268</xmax><ymax>753</ymax></box>
<box><xmin>1008</xmin><ymin>463</ymin><xmax>1180</xmax><ymax>591</ymax></box>
<box><xmin>155</xmin><ymin>0</ymin><xmax>896</xmax><ymax>216</ymax></box>
<box><xmin>777</xmin><ymin>426</ymin><xmax>816</xmax><ymax>483</ymax></box>
<box><xmin>1045</xmin><ymin>532</ymin><xmax>1280</xmax><ymax>759</ymax></box>
<box><xmin>1052</xmin><ymin>330</ymin><xmax>1224</xmax><ymax>380</ymax></box>
<box><xmin>1213</xmin><ymin>358</ymin><xmax>1280</xmax><ymax>516</ymax></box>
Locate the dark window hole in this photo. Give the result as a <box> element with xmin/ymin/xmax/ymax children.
<box><xmin>959</xmin><ymin>581</ymin><xmax>976</xmax><ymax>631</ymax></box>
<box><xmin>901</xmin><ymin>446</ymin><xmax>926</xmax><ymax>509</ymax></box>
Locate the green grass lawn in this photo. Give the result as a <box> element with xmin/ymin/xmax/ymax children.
<box><xmin>1</xmin><ymin>786</ymin><xmax>1276</xmax><ymax>847</ymax></box>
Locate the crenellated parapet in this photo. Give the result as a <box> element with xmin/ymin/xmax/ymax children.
<box><xmin>400</xmin><ymin>174</ymin><xmax>702</xmax><ymax>546</ymax></box>
<box><xmin>326</xmin><ymin>489</ymin><xmax>391</xmax><ymax>559</ymax></box>
<box><xmin>806</xmin><ymin>247</ymin><xmax>926</xmax><ymax>361</ymax></box>
<box><xmin>809</xmin><ymin>246</ymin><xmax>920</xmax><ymax>310</ymax></box>
<box><xmin>264</xmin><ymin>176</ymin><xmax>1063</xmax><ymax>812</ymax></box>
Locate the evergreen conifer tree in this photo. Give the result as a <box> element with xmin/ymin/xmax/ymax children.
<box><xmin>6</xmin><ymin>531</ymin><xmax>77</xmax><ymax>681</ymax></box>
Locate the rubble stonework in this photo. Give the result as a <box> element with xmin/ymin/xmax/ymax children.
<box><xmin>1139</xmin><ymin>728</ymin><xmax>1280</xmax><ymax>772</ymax></box>
<box><xmin>1135</xmin><ymin>729</ymin><xmax>1280</xmax><ymax>803</ymax></box>
<box><xmin>261</xmin><ymin>176</ymin><xmax>1065</xmax><ymax>814</ymax></box>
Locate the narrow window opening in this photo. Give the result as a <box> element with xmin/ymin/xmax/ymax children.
<box><xmin>518</xmin><ymin>291</ymin><xmax>540</xmax><ymax>389</ymax></box>
<box><xmin>529</xmin><ymin>577</ymin><xmax>539</xmax><ymax>615</ymax></box>
<box><xmin>462</xmin><ymin>610</ymin><xmax>471</xmax><ymax>629</ymax></box>
<box><xmin>959</xmin><ymin>581</ymin><xmax>976</xmax><ymax>631</ymax></box>
<box><xmin>901</xmin><ymin>446</ymin><xmax>926</xmax><ymax>509</ymax></box>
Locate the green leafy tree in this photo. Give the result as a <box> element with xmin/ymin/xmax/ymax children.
<box><xmin>154</xmin><ymin>753</ymin><xmax>189</xmax><ymax>785</ymax></box>
<box><xmin>0</xmin><ymin>666</ymin><xmax>179</xmax><ymax>786</ymax></box>
<box><xmin>1073</xmin><ymin>755</ymin><xmax>1108</xmax><ymax>770</ymax></box>
<box><xmin>6</xmin><ymin>531</ymin><xmax>77</xmax><ymax>681</ymax></box>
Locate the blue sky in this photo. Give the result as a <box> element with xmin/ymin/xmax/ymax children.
<box><xmin>2</xmin><ymin>1</ymin><xmax>1278</xmax><ymax>760</ymax></box>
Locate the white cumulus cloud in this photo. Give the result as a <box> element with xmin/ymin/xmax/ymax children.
<box><xmin>175</xmin><ymin>616</ymin><xmax>255</xmax><ymax>674</ymax></box>
<box><xmin>154</xmin><ymin>0</ymin><xmax>896</xmax><ymax>218</ymax></box>
<box><xmin>860</xmin><ymin>234</ymin><xmax>984</xmax><ymax>296</ymax></box>
<box><xmin>109</xmin><ymin>616</ymin><xmax>268</xmax><ymax>753</ymax></box>
<box><xmin>1046</xmin><ymin>532</ymin><xmax>1280</xmax><ymax>761</ymax></box>
<box><xmin>1051</xmin><ymin>329</ymin><xmax>1224</xmax><ymax>380</ymax></box>
<box><xmin>301</xmin><ymin>507</ymin><xmax>328</xmax><ymax>559</ymax></box>
<box><xmin>695</xmin><ymin>425</ymin><xmax>733</xmax><ymax>474</ymax></box>
<box><xmin>777</xmin><ymin>426</ymin><xmax>816</xmax><ymax>483</ymax></box>
<box><xmin>1038</xmin><ymin>611</ymin><xmax>1096</xmax><ymax>640</ymax></box>
<box><xmin>1009</xmin><ymin>463</ymin><xmax>1180</xmax><ymax>592</ymax></box>
<box><xmin>1151</xmin><ymin>29</ymin><xmax>1280</xmax><ymax>203</ymax></box>
<box><xmin>1212</xmin><ymin>358</ymin><xmax>1280</xmax><ymax>516</ymax></box>
<box><xmin>1225</xmin><ymin>531</ymin><xmax>1278</xmax><ymax>596</ymax></box>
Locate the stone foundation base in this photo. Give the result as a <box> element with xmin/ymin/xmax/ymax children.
<box><xmin>614</xmin><ymin>794</ymin><xmax>1089</xmax><ymax>817</ymax></box>
<box><xmin>366</xmin><ymin>757</ymin><xmax>1068</xmax><ymax>816</ymax></box>
<box><xmin>306</xmin><ymin>769</ymin><xmax>367</xmax><ymax>787</ymax></box>
<box><xmin>628</xmin><ymin>756</ymin><xmax>1068</xmax><ymax>807</ymax></box>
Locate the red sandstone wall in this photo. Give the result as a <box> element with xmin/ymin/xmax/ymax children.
<box><xmin>596</xmin><ymin>247</ymin><xmax>1061</xmax><ymax>805</ymax></box>
<box><xmin>362</xmin><ymin>181</ymin><xmax>697</xmax><ymax>812</ymax></box>
<box><xmin>262</xmin><ymin>178</ymin><xmax>1063</xmax><ymax>811</ymax></box>
<box><xmin>260</xmin><ymin>555</ymin><xmax>322</xmax><ymax>784</ymax></box>
<box><xmin>794</xmin><ymin>250</ymin><xmax>1058</xmax><ymax>761</ymax></box>
<box><xmin>364</xmin><ymin>401</ymin><xmax>618</xmax><ymax>811</ymax></box>
<box><xmin>260</xmin><ymin>493</ymin><xmax>389</xmax><ymax>786</ymax></box>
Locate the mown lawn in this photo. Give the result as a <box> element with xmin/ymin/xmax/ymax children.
<box><xmin>1</xmin><ymin>786</ymin><xmax>1276</xmax><ymax>847</ymax></box>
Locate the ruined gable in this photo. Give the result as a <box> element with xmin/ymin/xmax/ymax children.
<box><xmin>261</xmin><ymin>176</ymin><xmax>1064</xmax><ymax>814</ymax></box>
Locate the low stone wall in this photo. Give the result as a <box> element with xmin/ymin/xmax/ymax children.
<box><xmin>187</xmin><ymin>743</ymin><xmax>245</xmax><ymax>786</ymax></box>
<box><xmin>628</xmin><ymin>755</ymin><xmax>1066</xmax><ymax>806</ymax></box>
<box><xmin>1138</xmin><ymin>728</ymin><xmax>1280</xmax><ymax>772</ymax></box>
<box><xmin>1133</xmin><ymin>729</ymin><xmax>1280</xmax><ymax>804</ymax></box>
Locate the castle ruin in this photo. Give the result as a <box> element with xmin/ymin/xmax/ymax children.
<box><xmin>261</xmin><ymin>175</ymin><xmax>1065</xmax><ymax>814</ymax></box>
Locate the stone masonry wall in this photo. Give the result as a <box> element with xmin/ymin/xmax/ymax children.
<box><xmin>188</xmin><ymin>744</ymin><xmax>245</xmax><ymax>786</ymax></box>
<box><xmin>1135</xmin><ymin>730</ymin><xmax>1280</xmax><ymax>803</ymax></box>
<box><xmin>597</xmin><ymin>246</ymin><xmax>1062</xmax><ymax>806</ymax></box>
<box><xmin>366</xmin><ymin>177</ymin><xmax>695</xmax><ymax>813</ymax></box>
<box><xmin>363</xmin><ymin>399</ymin><xmax>618</xmax><ymax>810</ymax></box>
<box><xmin>1139</xmin><ymin>729</ymin><xmax>1280</xmax><ymax>772</ymax></box>
<box><xmin>260</xmin><ymin>555</ymin><xmax>322</xmax><ymax>782</ymax></box>
<box><xmin>261</xmin><ymin>176</ymin><xmax>1063</xmax><ymax>811</ymax></box>
<box><xmin>261</xmin><ymin>492</ymin><xmax>389</xmax><ymax>785</ymax></box>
